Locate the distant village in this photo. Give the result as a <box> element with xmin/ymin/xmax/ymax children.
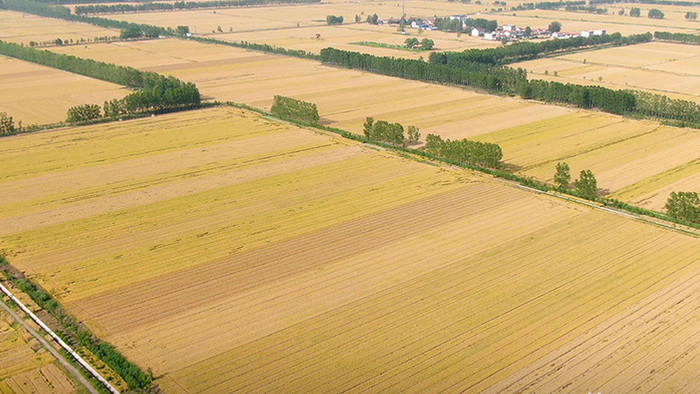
<box><xmin>394</xmin><ymin>15</ymin><xmax>607</xmax><ymax>42</ymax></box>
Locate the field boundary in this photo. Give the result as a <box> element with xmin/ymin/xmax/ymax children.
<box><xmin>0</xmin><ymin>282</ymin><xmax>118</xmax><ymax>394</ymax></box>
<box><xmin>518</xmin><ymin>185</ymin><xmax>700</xmax><ymax>237</ymax></box>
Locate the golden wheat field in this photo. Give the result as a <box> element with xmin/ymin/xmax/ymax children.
<box><xmin>0</xmin><ymin>308</ymin><xmax>76</xmax><ymax>394</ymax></box>
<box><xmin>0</xmin><ymin>10</ymin><xmax>119</xmax><ymax>46</ymax></box>
<box><xmin>0</xmin><ymin>56</ymin><xmax>128</xmax><ymax>126</ymax></box>
<box><xmin>516</xmin><ymin>41</ymin><xmax>700</xmax><ymax>103</ymax></box>
<box><xmin>0</xmin><ymin>107</ymin><xmax>699</xmax><ymax>392</ymax></box>
<box><xmin>47</xmin><ymin>38</ymin><xmax>699</xmax><ymax>209</ymax></box>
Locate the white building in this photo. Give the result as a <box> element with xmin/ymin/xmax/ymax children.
<box><xmin>471</xmin><ymin>27</ymin><xmax>485</xmax><ymax>36</ymax></box>
<box><xmin>593</xmin><ymin>29</ymin><xmax>606</xmax><ymax>36</ymax></box>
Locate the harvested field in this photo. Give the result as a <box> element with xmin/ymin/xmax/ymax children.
<box><xmin>49</xmin><ymin>39</ymin><xmax>699</xmax><ymax>209</ymax></box>
<box><xmin>0</xmin><ymin>10</ymin><xmax>118</xmax><ymax>46</ymax></box>
<box><xmin>48</xmin><ymin>38</ymin><xmax>570</xmax><ymax>136</ymax></box>
<box><xmin>496</xmin><ymin>7</ymin><xmax>700</xmax><ymax>35</ymax></box>
<box><xmin>0</xmin><ymin>56</ymin><xmax>128</xmax><ymax>125</ymax></box>
<box><xmin>104</xmin><ymin>0</ymin><xmax>491</xmax><ymax>32</ymax></box>
<box><xmin>516</xmin><ymin>41</ymin><xmax>700</xmax><ymax>103</ymax></box>
<box><xmin>0</xmin><ymin>307</ymin><xmax>76</xmax><ymax>393</ymax></box>
<box><xmin>473</xmin><ymin>112</ymin><xmax>700</xmax><ymax>209</ymax></box>
<box><xmin>216</xmin><ymin>24</ymin><xmax>500</xmax><ymax>60</ymax></box>
<box><xmin>1</xmin><ymin>107</ymin><xmax>699</xmax><ymax>392</ymax></box>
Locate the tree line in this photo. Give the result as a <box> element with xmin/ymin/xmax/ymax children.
<box><xmin>320</xmin><ymin>46</ymin><xmax>700</xmax><ymax>126</ymax></box>
<box><xmin>0</xmin><ymin>0</ymin><xmax>167</xmax><ymax>39</ymax></box>
<box><xmin>433</xmin><ymin>16</ymin><xmax>498</xmax><ymax>33</ymax></box>
<box><xmin>0</xmin><ymin>40</ymin><xmax>201</xmax><ymax>123</ymax></box>
<box><xmin>425</xmin><ymin>134</ymin><xmax>503</xmax><ymax>168</ymax></box>
<box><xmin>75</xmin><ymin>0</ymin><xmax>320</xmax><ymax>15</ymax></box>
<box><xmin>363</xmin><ymin>117</ymin><xmax>421</xmax><ymax>146</ymax></box>
<box><xmin>654</xmin><ymin>31</ymin><xmax>700</xmax><ymax>45</ymax></box>
<box><xmin>320</xmin><ymin>47</ymin><xmax>526</xmax><ymax>94</ymax></box>
<box><xmin>429</xmin><ymin>33</ymin><xmax>652</xmax><ymax>66</ymax></box>
<box><xmin>189</xmin><ymin>36</ymin><xmax>320</xmax><ymax>59</ymax></box>
<box><xmin>270</xmin><ymin>96</ymin><xmax>319</xmax><ymax>124</ymax></box>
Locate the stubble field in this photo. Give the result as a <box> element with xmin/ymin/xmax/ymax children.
<box><xmin>494</xmin><ymin>6</ymin><xmax>700</xmax><ymax>35</ymax></box>
<box><xmin>0</xmin><ymin>10</ymin><xmax>119</xmax><ymax>46</ymax></box>
<box><xmin>48</xmin><ymin>38</ymin><xmax>700</xmax><ymax>210</ymax></box>
<box><xmin>215</xmin><ymin>23</ymin><xmax>500</xmax><ymax>60</ymax></box>
<box><xmin>0</xmin><ymin>56</ymin><xmax>128</xmax><ymax>125</ymax></box>
<box><xmin>516</xmin><ymin>41</ymin><xmax>700</xmax><ymax>103</ymax></box>
<box><xmin>0</xmin><ymin>107</ymin><xmax>699</xmax><ymax>392</ymax></box>
<box><xmin>0</xmin><ymin>307</ymin><xmax>76</xmax><ymax>393</ymax></box>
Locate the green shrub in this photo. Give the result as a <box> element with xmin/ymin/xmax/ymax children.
<box><xmin>270</xmin><ymin>95</ymin><xmax>320</xmax><ymax>123</ymax></box>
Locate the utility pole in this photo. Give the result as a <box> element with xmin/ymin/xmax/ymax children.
<box><xmin>402</xmin><ymin>0</ymin><xmax>406</xmax><ymax>19</ymax></box>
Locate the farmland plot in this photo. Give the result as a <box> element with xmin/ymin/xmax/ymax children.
<box><xmin>0</xmin><ymin>307</ymin><xmax>76</xmax><ymax>393</ymax></box>
<box><xmin>0</xmin><ymin>56</ymin><xmax>128</xmax><ymax>125</ymax></box>
<box><xmin>0</xmin><ymin>10</ymin><xmax>118</xmax><ymax>46</ymax></box>
<box><xmin>1</xmin><ymin>107</ymin><xmax>699</xmax><ymax>392</ymax></box>
<box><xmin>495</xmin><ymin>7</ymin><xmax>699</xmax><ymax>35</ymax></box>
<box><xmin>516</xmin><ymin>41</ymin><xmax>700</xmax><ymax>103</ymax></box>
<box><xmin>49</xmin><ymin>39</ymin><xmax>699</xmax><ymax>209</ymax></box>
<box><xmin>48</xmin><ymin>38</ymin><xmax>570</xmax><ymax>137</ymax></box>
<box><xmin>216</xmin><ymin>24</ymin><xmax>500</xmax><ymax>60</ymax></box>
<box><xmin>103</xmin><ymin>0</ymin><xmax>491</xmax><ymax>33</ymax></box>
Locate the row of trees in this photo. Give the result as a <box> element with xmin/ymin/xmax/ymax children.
<box><xmin>424</xmin><ymin>134</ymin><xmax>503</xmax><ymax>168</ymax></box>
<box><xmin>320</xmin><ymin>46</ymin><xmax>700</xmax><ymax>125</ymax></box>
<box><xmin>363</xmin><ymin>117</ymin><xmax>420</xmax><ymax>146</ymax></box>
<box><xmin>654</xmin><ymin>31</ymin><xmax>700</xmax><ymax>45</ymax></box>
<box><xmin>553</xmin><ymin>163</ymin><xmax>598</xmax><ymax>200</ymax></box>
<box><xmin>433</xmin><ymin>16</ymin><xmax>499</xmax><ymax>33</ymax></box>
<box><xmin>632</xmin><ymin>90</ymin><xmax>700</xmax><ymax>125</ymax></box>
<box><xmin>565</xmin><ymin>5</ymin><xmax>607</xmax><ymax>13</ymax></box>
<box><xmin>0</xmin><ymin>40</ymin><xmax>200</xmax><ymax>123</ymax></box>
<box><xmin>270</xmin><ymin>95</ymin><xmax>320</xmax><ymax>123</ymax></box>
<box><xmin>520</xmin><ymin>80</ymin><xmax>637</xmax><ymax>115</ymax></box>
<box><xmin>0</xmin><ymin>0</ymin><xmax>168</xmax><ymax>38</ymax></box>
<box><xmin>320</xmin><ymin>47</ymin><xmax>526</xmax><ymax>94</ymax></box>
<box><xmin>429</xmin><ymin>33</ymin><xmax>652</xmax><ymax>66</ymax></box>
<box><xmin>75</xmin><ymin>0</ymin><xmax>320</xmax><ymax>14</ymax></box>
<box><xmin>190</xmin><ymin>36</ymin><xmax>319</xmax><ymax>59</ymax></box>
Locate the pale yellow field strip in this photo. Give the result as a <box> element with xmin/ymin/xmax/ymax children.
<box><xmin>0</xmin><ymin>10</ymin><xmax>118</xmax><ymax>46</ymax></box>
<box><xmin>0</xmin><ymin>56</ymin><xmax>128</xmax><ymax>125</ymax></box>
<box><xmin>0</xmin><ymin>308</ymin><xmax>76</xmax><ymax>393</ymax></box>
